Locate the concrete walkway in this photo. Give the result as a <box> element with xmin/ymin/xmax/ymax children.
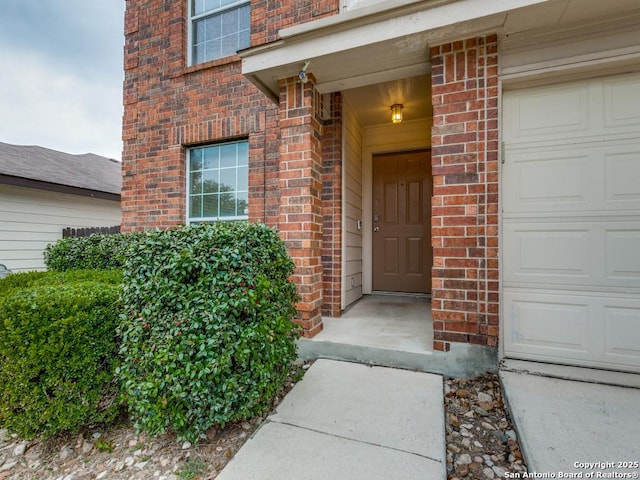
<box><xmin>217</xmin><ymin>359</ymin><xmax>446</xmax><ymax>480</ymax></box>
<box><xmin>501</xmin><ymin>360</ymin><xmax>640</xmax><ymax>476</ymax></box>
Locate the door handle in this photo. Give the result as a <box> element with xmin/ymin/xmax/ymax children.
<box><xmin>374</xmin><ymin>226</ymin><xmax>379</xmax><ymax>232</ymax></box>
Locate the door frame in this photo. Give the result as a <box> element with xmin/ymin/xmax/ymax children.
<box><xmin>371</xmin><ymin>150</ymin><xmax>432</xmax><ymax>293</ymax></box>
<box><xmin>360</xmin><ymin>119</ymin><xmax>432</xmax><ymax>295</ymax></box>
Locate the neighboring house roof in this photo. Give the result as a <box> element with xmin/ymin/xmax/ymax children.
<box><xmin>0</xmin><ymin>142</ymin><xmax>121</xmax><ymax>197</ymax></box>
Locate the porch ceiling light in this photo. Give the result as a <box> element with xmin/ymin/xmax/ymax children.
<box><xmin>390</xmin><ymin>104</ymin><xmax>403</xmax><ymax>124</ymax></box>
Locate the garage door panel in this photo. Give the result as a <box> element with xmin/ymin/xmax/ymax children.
<box><xmin>505</xmin><ymin>142</ymin><xmax>640</xmax><ymax>214</ymax></box>
<box><xmin>604</xmin><ymin>305</ymin><xmax>640</xmax><ymax>365</ymax></box>
<box><xmin>503</xmin><ymin>82</ymin><xmax>590</xmax><ymax>142</ymax></box>
<box><xmin>605</xmin><ymin>150</ymin><xmax>640</xmax><ymax>206</ymax></box>
<box><xmin>504</xmin><ymin>72</ymin><xmax>640</xmax><ymax>145</ymax></box>
<box><xmin>504</xmin><ymin>226</ymin><xmax>589</xmax><ymax>279</ymax></box>
<box><xmin>504</xmin><ymin>153</ymin><xmax>589</xmax><ymax>209</ymax></box>
<box><xmin>603</xmin><ymin>74</ymin><xmax>640</xmax><ymax>130</ymax></box>
<box><xmin>504</xmin><ymin>221</ymin><xmax>640</xmax><ymax>290</ymax></box>
<box><xmin>606</xmin><ymin>230</ymin><xmax>640</xmax><ymax>281</ymax></box>
<box><xmin>504</xmin><ymin>292</ymin><xmax>590</xmax><ymax>357</ymax></box>
<box><xmin>504</xmin><ymin>291</ymin><xmax>640</xmax><ymax>371</ymax></box>
<box><xmin>502</xmin><ymin>72</ymin><xmax>640</xmax><ymax>371</ymax></box>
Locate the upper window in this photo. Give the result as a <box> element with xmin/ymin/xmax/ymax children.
<box><xmin>189</xmin><ymin>0</ymin><xmax>250</xmax><ymax>65</ymax></box>
<box><xmin>187</xmin><ymin>140</ymin><xmax>249</xmax><ymax>223</ymax></box>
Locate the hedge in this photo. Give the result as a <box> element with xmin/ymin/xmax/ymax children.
<box><xmin>0</xmin><ymin>271</ymin><xmax>123</xmax><ymax>439</ymax></box>
<box><xmin>117</xmin><ymin>222</ymin><xmax>299</xmax><ymax>442</ymax></box>
<box><xmin>43</xmin><ymin>232</ymin><xmax>142</xmax><ymax>271</ymax></box>
<box><xmin>0</xmin><ymin>268</ymin><xmax>122</xmax><ymax>294</ymax></box>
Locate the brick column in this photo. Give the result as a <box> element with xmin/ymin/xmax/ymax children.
<box><xmin>321</xmin><ymin>92</ymin><xmax>343</xmax><ymax>318</ymax></box>
<box><xmin>430</xmin><ymin>36</ymin><xmax>500</xmax><ymax>351</ymax></box>
<box><xmin>278</xmin><ymin>75</ymin><xmax>324</xmax><ymax>337</ymax></box>
<box><xmin>248</xmin><ymin>104</ymin><xmax>280</xmax><ymax>225</ymax></box>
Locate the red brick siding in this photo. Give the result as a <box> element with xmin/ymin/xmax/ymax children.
<box><xmin>123</xmin><ymin>0</ymin><xmax>343</xmax><ymax>337</ymax></box>
<box><xmin>278</xmin><ymin>75</ymin><xmax>325</xmax><ymax>336</ymax></box>
<box><xmin>321</xmin><ymin>92</ymin><xmax>343</xmax><ymax>317</ymax></box>
<box><xmin>122</xmin><ymin>0</ymin><xmax>277</xmax><ymax>232</ymax></box>
<box><xmin>248</xmin><ymin>107</ymin><xmax>282</xmax><ymax>224</ymax></box>
<box><xmin>430</xmin><ymin>36</ymin><xmax>500</xmax><ymax>351</ymax></box>
<box><xmin>250</xmin><ymin>0</ymin><xmax>339</xmax><ymax>47</ymax></box>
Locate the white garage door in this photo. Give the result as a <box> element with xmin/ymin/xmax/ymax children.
<box><xmin>502</xmin><ymin>72</ymin><xmax>640</xmax><ymax>372</ymax></box>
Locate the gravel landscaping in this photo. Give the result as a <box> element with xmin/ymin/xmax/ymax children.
<box><xmin>445</xmin><ymin>372</ymin><xmax>528</xmax><ymax>479</ymax></box>
<box><xmin>1</xmin><ymin>368</ymin><xmax>527</xmax><ymax>480</ymax></box>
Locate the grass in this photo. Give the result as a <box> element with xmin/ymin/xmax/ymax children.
<box><xmin>94</xmin><ymin>439</ymin><xmax>114</xmax><ymax>453</ymax></box>
<box><xmin>177</xmin><ymin>457</ymin><xmax>207</xmax><ymax>480</ymax></box>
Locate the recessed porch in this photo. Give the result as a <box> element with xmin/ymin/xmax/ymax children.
<box><xmin>321</xmin><ymin>294</ymin><xmax>433</xmax><ymax>352</ymax></box>
<box><xmin>298</xmin><ymin>294</ymin><xmax>496</xmax><ymax>377</ymax></box>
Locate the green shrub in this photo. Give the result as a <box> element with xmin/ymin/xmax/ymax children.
<box><xmin>0</xmin><ymin>268</ymin><xmax>122</xmax><ymax>294</ymax></box>
<box><xmin>0</xmin><ymin>274</ymin><xmax>123</xmax><ymax>439</ymax></box>
<box><xmin>44</xmin><ymin>232</ymin><xmax>142</xmax><ymax>271</ymax></box>
<box><xmin>0</xmin><ymin>270</ymin><xmax>49</xmax><ymax>293</ymax></box>
<box><xmin>117</xmin><ymin>222</ymin><xmax>299</xmax><ymax>442</ymax></box>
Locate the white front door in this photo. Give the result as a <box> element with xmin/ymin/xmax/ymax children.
<box><xmin>502</xmin><ymin>72</ymin><xmax>640</xmax><ymax>372</ymax></box>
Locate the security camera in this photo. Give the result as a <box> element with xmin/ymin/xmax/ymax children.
<box><xmin>298</xmin><ymin>61</ymin><xmax>311</xmax><ymax>83</ymax></box>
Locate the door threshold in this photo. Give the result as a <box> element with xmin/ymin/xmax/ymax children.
<box><xmin>371</xmin><ymin>291</ymin><xmax>431</xmax><ymax>299</ymax></box>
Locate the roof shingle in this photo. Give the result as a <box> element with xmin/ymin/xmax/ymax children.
<box><xmin>0</xmin><ymin>142</ymin><xmax>121</xmax><ymax>195</ymax></box>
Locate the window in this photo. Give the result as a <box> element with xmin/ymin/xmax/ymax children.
<box><xmin>189</xmin><ymin>0</ymin><xmax>250</xmax><ymax>65</ymax></box>
<box><xmin>187</xmin><ymin>140</ymin><xmax>249</xmax><ymax>223</ymax></box>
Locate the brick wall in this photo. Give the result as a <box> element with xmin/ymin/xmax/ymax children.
<box><xmin>278</xmin><ymin>75</ymin><xmax>325</xmax><ymax>336</ymax></box>
<box><xmin>430</xmin><ymin>36</ymin><xmax>500</xmax><ymax>351</ymax></box>
<box><xmin>321</xmin><ymin>92</ymin><xmax>343</xmax><ymax>317</ymax></box>
<box><xmin>122</xmin><ymin>0</ymin><xmax>344</xmax><ymax>337</ymax></box>
<box><xmin>251</xmin><ymin>0</ymin><xmax>339</xmax><ymax>46</ymax></box>
<box><xmin>122</xmin><ymin>0</ymin><xmax>277</xmax><ymax>232</ymax></box>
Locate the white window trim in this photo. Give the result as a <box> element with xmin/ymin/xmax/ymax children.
<box><xmin>187</xmin><ymin>0</ymin><xmax>251</xmax><ymax>66</ymax></box>
<box><xmin>189</xmin><ymin>215</ymin><xmax>248</xmax><ymax>224</ymax></box>
<box><xmin>186</xmin><ymin>142</ymin><xmax>249</xmax><ymax>224</ymax></box>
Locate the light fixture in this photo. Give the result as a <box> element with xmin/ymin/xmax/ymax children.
<box><xmin>390</xmin><ymin>104</ymin><xmax>403</xmax><ymax>124</ymax></box>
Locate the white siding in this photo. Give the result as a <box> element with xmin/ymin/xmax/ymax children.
<box><xmin>0</xmin><ymin>184</ymin><xmax>121</xmax><ymax>272</ymax></box>
<box><xmin>500</xmin><ymin>14</ymin><xmax>640</xmax><ymax>87</ymax></box>
<box><xmin>342</xmin><ymin>98</ymin><xmax>364</xmax><ymax>309</ymax></box>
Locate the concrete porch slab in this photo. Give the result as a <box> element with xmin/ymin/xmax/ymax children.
<box><xmin>217</xmin><ymin>359</ymin><xmax>446</xmax><ymax>480</ymax></box>
<box><xmin>297</xmin><ymin>295</ymin><xmax>497</xmax><ymax>377</ymax></box>
<box><xmin>500</xmin><ymin>366</ymin><xmax>640</xmax><ymax>475</ymax></box>
<box><xmin>316</xmin><ymin>294</ymin><xmax>434</xmax><ymax>354</ymax></box>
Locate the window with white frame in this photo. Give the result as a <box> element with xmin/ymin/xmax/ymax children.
<box><xmin>187</xmin><ymin>140</ymin><xmax>249</xmax><ymax>223</ymax></box>
<box><xmin>189</xmin><ymin>0</ymin><xmax>250</xmax><ymax>65</ymax></box>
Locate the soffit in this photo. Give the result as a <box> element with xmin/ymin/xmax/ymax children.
<box><xmin>343</xmin><ymin>75</ymin><xmax>432</xmax><ymax>127</ymax></box>
<box><xmin>240</xmin><ymin>0</ymin><xmax>640</xmax><ymax>101</ymax></box>
<box><xmin>241</xmin><ymin>0</ymin><xmax>519</xmax><ymax>99</ymax></box>
<box><xmin>502</xmin><ymin>0</ymin><xmax>640</xmax><ymax>33</ymax></box>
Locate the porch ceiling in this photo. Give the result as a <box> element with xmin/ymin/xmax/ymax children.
<box><xmin>240</xmin><ymin>0</ymin><xmax>640</xmax><ymax>101</ymax></box>
<box><xmin>342</xmin><ymin>75</ymin><xmax>432</xmax><ymax>127</ymax></box>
